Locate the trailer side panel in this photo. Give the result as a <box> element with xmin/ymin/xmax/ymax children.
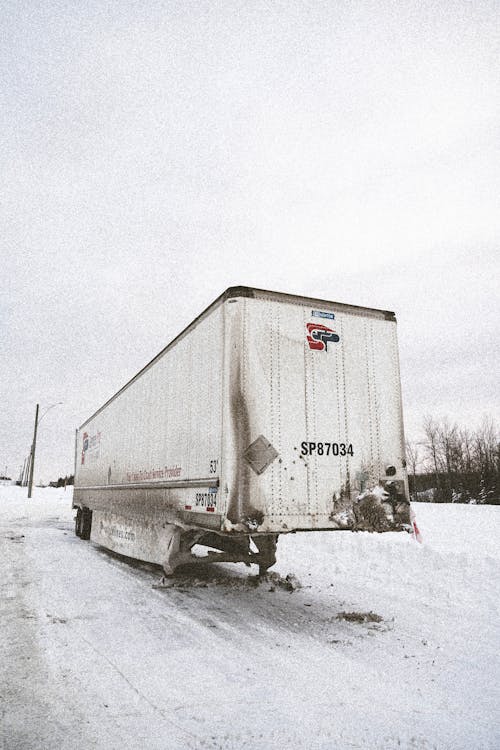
<box><xmin>74</xmin><ymin>305</ymin><xmax>225</xmax><ymax>543</ymax></box>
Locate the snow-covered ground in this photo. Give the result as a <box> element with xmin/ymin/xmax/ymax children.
<box><xmin>1</xmin><ymin>487</ymin><xmax>498</xmax><ymax>750</ymax></box>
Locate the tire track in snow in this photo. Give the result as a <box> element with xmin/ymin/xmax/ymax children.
<box><xmin>77</xmin><ymin>634</ymin><xmax>202</xmax><ymax>745</ymax></box>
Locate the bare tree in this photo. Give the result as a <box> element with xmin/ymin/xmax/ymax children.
<box><xmin>405</xmin><ymin>440</ymin><xmax>420</xmax><ymax>501</ymax></box>
<box><xmin>423</xmin><ymin>416</ymin><xmax>443</xmax><ymax>499</ymax></box>
<box><xmin>419</xmin><ymin>416</ymin><xmax>499</xmax><ymax>503</ymax></box>
<box><xmin>473</xmin><ymin>418</ymin><xmax>499</xmax><ymax>502</ymax></box>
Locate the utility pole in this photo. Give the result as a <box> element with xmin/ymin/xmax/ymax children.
<box><xmin>26</xmin><ymin>401</ymin><xmax>62</xmax><ymax>496</ymax></box>
<box><xmin>27</xmin><ymin>403</ymin><xmax>39</xmax><ymax>498</ymax></box>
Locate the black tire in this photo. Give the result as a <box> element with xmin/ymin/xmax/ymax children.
<box><xmin>75</xmin><ymin>507</ymin><xmax>92</xmax><ymax>540</ymax></box>
<box><xmin>75</xmin><ymin>507</ymin><xmax>82</xmax><ymax>537</ymax></box>
<box><xmin>80</xmin><ymin>508</ymin><xmax>93</xmax><ymax>540</ymax></box>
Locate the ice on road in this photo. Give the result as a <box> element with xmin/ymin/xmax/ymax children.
<box><xmin>1</xmin><ymin>487</ymin><xmax>499</xmax><ymax>749</ymax></box>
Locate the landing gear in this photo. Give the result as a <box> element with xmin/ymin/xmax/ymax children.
<box><xmin>253</xmin><ymin>534</ymin><xmax>278</xmax><ymax>577</ymax></box>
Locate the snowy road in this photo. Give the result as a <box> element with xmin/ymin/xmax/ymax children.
<box><xmin>1</xmin><ymin>487</ymin><xmax>499</xmax><ymax>749</ymax></box>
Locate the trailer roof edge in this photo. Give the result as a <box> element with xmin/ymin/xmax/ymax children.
<box><xmin>224</xmin><ymin>286</ymin><xmax>396</xmax><ymax>320</ymax></box>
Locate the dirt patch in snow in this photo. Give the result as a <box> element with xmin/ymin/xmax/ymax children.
<box><xmin>337</xmin><ymin>610</ymin><xmax>384</xmax><ymax>623</ymax></box>
<box><xmin>258</xmin><ymin>571</ymin><xmax>302</xmax><ymax>592</ymax></box>
<box><xmin>153</xmin><ymin>568</ymin><xmax>303</xmax><ymax>592</ymax></box>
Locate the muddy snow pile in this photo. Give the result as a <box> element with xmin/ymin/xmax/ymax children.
<box><xmin>1</xmin><ymin>486</ymin><xmax>498</xmax><ymax>749</ymax></box>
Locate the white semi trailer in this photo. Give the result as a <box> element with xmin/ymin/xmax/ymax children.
<box><xmin>73</xmin><ymin>286</ymin><xmax>411</xmax><ymax>575</ymax></box>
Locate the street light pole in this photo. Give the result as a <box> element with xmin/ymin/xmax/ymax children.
<box><xmin>27</xmin><ymin>403</ymin><xmax>39</xmax><ymax>498</ymax></box>
<box><xmin>26</xmin><ymin>401</ymin><xmax>62</xmax><ymax>498</ymax></box>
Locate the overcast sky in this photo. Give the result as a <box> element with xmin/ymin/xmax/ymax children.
<box><xmin>1</xmin><ymin>0</ymin><xmax>498</xmax><ymax>483</ymax></box>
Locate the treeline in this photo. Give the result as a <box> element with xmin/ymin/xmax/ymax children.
<box><xmin>49</xmin><ymin>474</ymin><xmax>74</xmax><ymax>488</ymax></box>
<box><xmin>406</xmin><ymin>417</ymin><xmax>499</xmax><ymax>504</ymax></box>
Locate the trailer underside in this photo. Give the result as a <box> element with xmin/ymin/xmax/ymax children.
<box><xmin>73</xmin><ymin>489</ymin><xmax>411</xmax><ymax>576</ymax></box>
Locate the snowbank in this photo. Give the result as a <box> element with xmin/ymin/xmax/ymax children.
<box><xmin>1</xmin><ymin>487</ymin><xmax>498</xmax><ymax>749</ymax></box>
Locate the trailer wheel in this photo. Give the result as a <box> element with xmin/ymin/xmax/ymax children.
<box><xmin>80</xmin><ymin>508</ymin><xmax>93</xmax><ymax>540</ymax></box>
<box><xmin>75</xmin><ymin>507</ymin><xmax>92</xmax><ymax>540</ymax></box>
<box><xmin>75</xmin><ymin>507</ymin><xmax>82</xmax><ymax>537</ymax></box>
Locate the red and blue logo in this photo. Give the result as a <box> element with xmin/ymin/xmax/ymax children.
<box><xmin>306</xmin><ymin>322</ymin><xmax>340</xmax><ymax>352</ymax></box>
<box><xmin>81</xmin><ymin>430</ymin><xmax>101</xmax><ymax>465</ymax></box>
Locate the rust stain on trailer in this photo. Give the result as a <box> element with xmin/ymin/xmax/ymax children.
<box><xmin>227</xmin><ymin>358</ymin><xmax>250</xmax><ymax>523</ymax></box>
<box><xmin>227</xmin><ymin>359</ymin><xmax>265</xmax><ymax>530</ymax></box>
